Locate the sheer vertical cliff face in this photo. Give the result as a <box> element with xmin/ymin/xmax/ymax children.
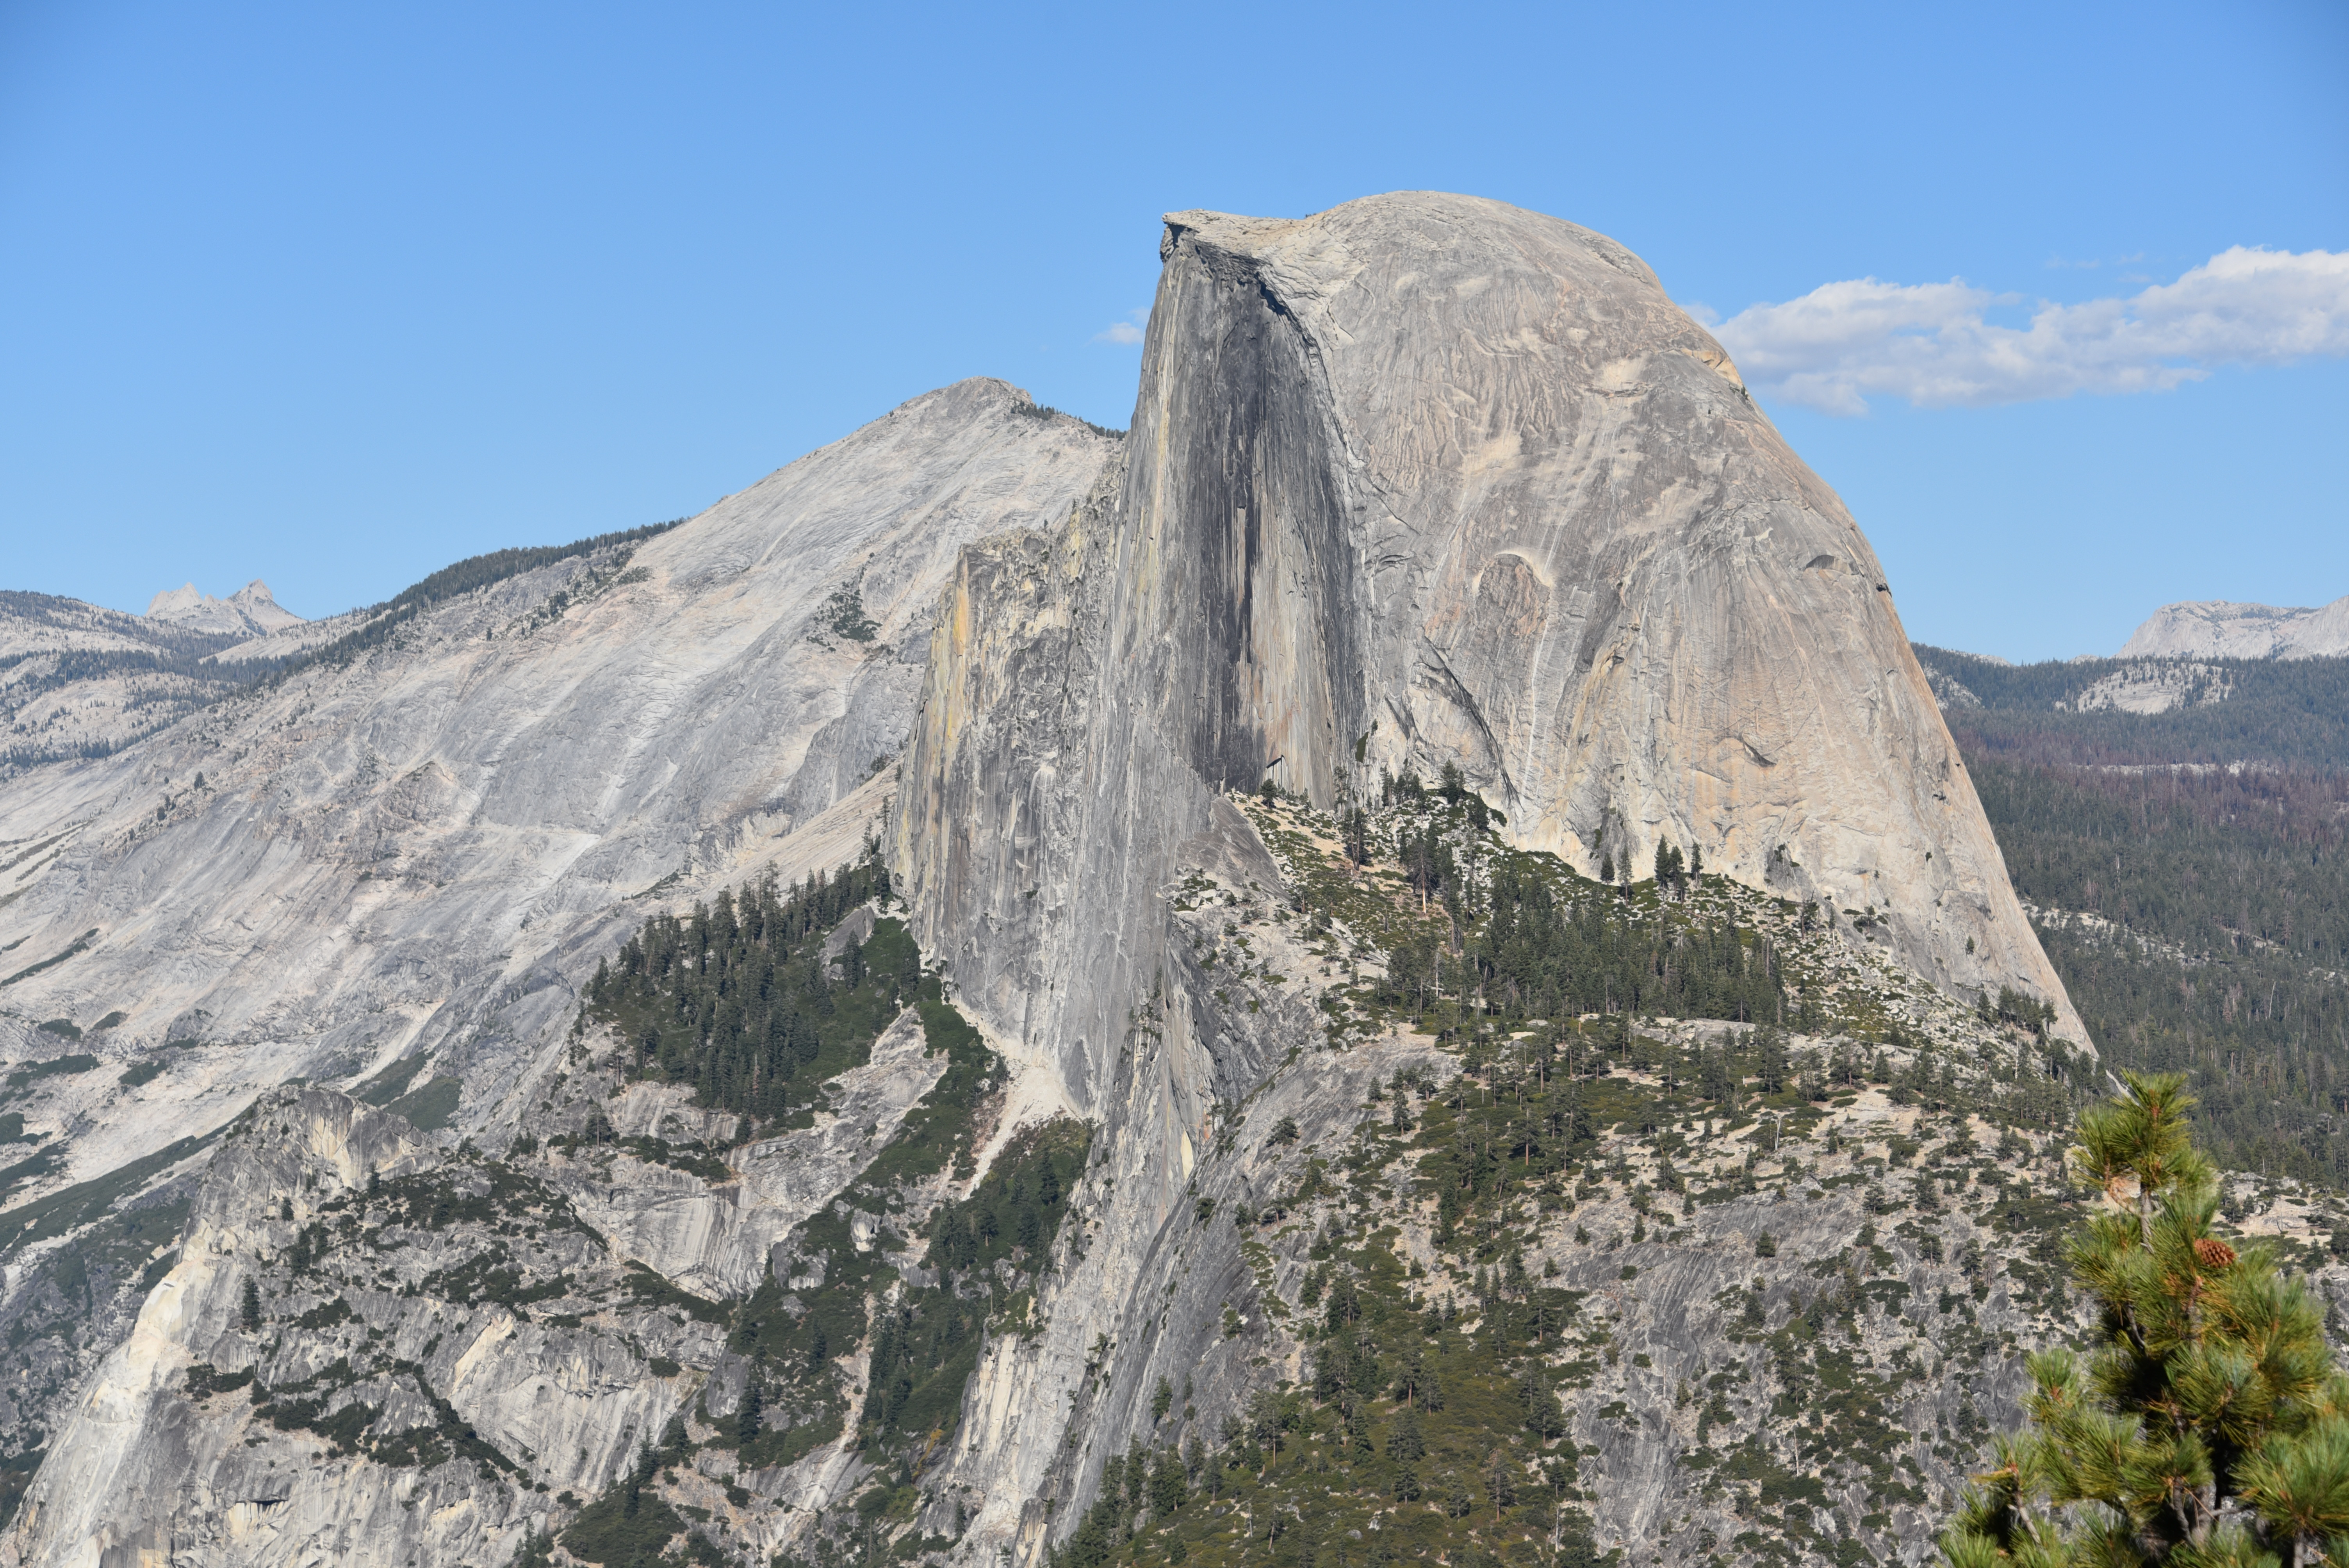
<box><xmin>894</xmin><ymin>257</ymin><xmax>1375</xmax><ymax>1116</ymax></box>
<box><xmin>1119</xmin><ymin>220</ymin><xmax>1372</xmax><ymax>807</ymax></box>
<box><xmin>897</xmin><ymin>192</ymin><xmax>2081</xmax><ymax>1088</ymax></box>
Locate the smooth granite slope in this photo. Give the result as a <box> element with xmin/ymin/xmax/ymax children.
<box><xmin>0</xmin><ymin>379</ymin><xmax>1115</xmax><ymax>1504</ymax></box>
<box><xmin>0</xmin><ymin>378</ymin><xmax>1112</xmax><ymax>1184</ymax></box>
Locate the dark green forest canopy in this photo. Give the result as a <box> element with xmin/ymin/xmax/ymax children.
<box><xmin>1916</xmin><ymin>644</ymin><xmax>2349</xmax><ymax>768</ymax></box>
<box><xmin>579</xmin><ymin>848</ymin><xmax>907</xmax><ymax>1131</ymax></box>
<box><xmin>1913</xmin><ymin>645</ymin><xmax>2349</xmax><ymax>1188</ymax></box>
<box><xmin>1451</xmin><ymin>860</ymin><xmax>1793</xmax><ymax>1030</ymax></box>
<box><xmin>1969</xmin><ymin>759</ymin><xmax>2345</xmax><ymax>965</ymax></box>
<box><xmin>1296</xmin><ymin>774</ymin><xmax>1804</xmax><ymax>1040</ymax></box>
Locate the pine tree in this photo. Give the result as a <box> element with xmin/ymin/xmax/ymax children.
<box><xmin>737</xmin><ymin>1376</ymin><xmax>764</xmax><ymax>1443</ymax></box>
<box><xmin>241</xmin><ymin>1278</ymin><xmax>261</xmax><ymax>1333</ymax></box>
<box><xmin>1390</xmin><ymin>1406</ymin><xmax>1426</xmax><ymax>1462</ymax></box>
<box><xmin>1941</xmin><ymin>1071</ymin><xmax>2349</xmax><ymax>1568</ymax></box>
<box><xmin>1149</xmin><ymin>1447</ymin><xmax>1187</xmax><ymax>1515</ymax></box>
<box><xmin>1484</xmin><ymin>1447</ymin><xmax>1518</xmax><ymax>1517</ymax></box>
<box><xmin>514</xmin><ymin>1521</ymin><xmax>556</xmax><ymax>1568</ymax></box>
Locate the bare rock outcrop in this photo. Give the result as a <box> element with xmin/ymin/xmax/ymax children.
<box><xmin>1</xmin><ymin>194</ymin><xmax>2114</xmax><ymax>1568</ymax></box>
<box><xmin>2068</xmin><ymin>660</ymin><xmax>2233</xmax><ymax>715</ymax></box>
<box><xmin>887</xmin><ymin>192</ymin><xmax>2090</xmax><ymax>1563</ymax></box>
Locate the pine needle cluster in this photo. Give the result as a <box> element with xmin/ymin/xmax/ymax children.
<box><xmin>1943</xmin><ymin>1071</ymin><xmax>2349</xmax><ymax>1568</ymax></box>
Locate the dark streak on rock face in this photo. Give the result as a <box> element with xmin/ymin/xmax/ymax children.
<box><xmin>1136</xmin><ymin>220</ymin><xmax>1370</xmax><ymax>803</ymax></box>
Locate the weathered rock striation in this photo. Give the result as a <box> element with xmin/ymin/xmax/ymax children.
<box><xmin>0</xmin><ymin>378</ymin><xmax>1115</xmax><ymax>1491</ymax></box>
<box><xmin>0</xmin><ymin>378</ymin><xmax>1112</xmax><ymax>1188</ymax></box>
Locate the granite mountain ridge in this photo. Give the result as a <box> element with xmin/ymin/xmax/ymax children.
<box><xmin>2</xmin><ymin>193</ymin><xmax>2284</xmax><ymax>1568</ymax></box>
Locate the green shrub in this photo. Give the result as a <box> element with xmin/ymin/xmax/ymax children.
<box><xmin>562</xmin><ymin>1461</ymin><xmax>686</xmax><ymax>1567</ymax></box>
<box><xmin>4</xmin><ymin>1054</ymin><xmax>97</xmax><ymax>1089</ymax></box>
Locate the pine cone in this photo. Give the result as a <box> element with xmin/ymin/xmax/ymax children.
<box><xmin>2194</xmin><ymin>1237</ymin><xmax>2237</xmax><ymax>1270</ymax></box>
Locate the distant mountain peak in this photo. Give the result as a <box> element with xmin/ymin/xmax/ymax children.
<box><xmin>143</xmin><ymin>578</ymin><xmax>305</xmax><ymax>636</ymax></box>
<box><xmin>2121</xmin><ymin>594</ymin><xmax>2349</xmax><ymax>660</ymax></box>
<box><xmin>143</xmin><ymin>581</ymin><xmax>201</xmax><ymax>619</ymax></box>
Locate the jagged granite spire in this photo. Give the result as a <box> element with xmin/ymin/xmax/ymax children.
<box><xmin>144</xmin><ymin>579</ymin><xmax>306</xmax><ymax>637</ymax></box>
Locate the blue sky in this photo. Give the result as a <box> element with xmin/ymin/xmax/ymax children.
<box><xmin>2</xmin><ymin>0</ymin><xmax>2342</xmax><ymax>661</ymax></box>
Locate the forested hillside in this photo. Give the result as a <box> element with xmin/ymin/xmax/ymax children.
<box><xmin>539</xmin><ymin>798</ymin><xmax>2159</xmax><ymax>1568</ymax></box>
<box><xmin>1916</xmin><ymin>645</ymin><xmax>2349</xmax><ymax>767</ymax></box>
<box><xmin>1919</xmin><ymin>645</ymin><xmax>2349</xmax><ymax>1187</ymax></box>
<box><xmin>0</xmin><ymin>593</ymin><xmax>258</xmax><ymax>772</ymax></box>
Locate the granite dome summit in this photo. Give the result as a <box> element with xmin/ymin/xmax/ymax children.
<box><xmin>0</xmin><ymin>194</ymin><xmax>2092</xmax><ymax>1568</ymax></box>
<box><xmin>900</xmin><ymin>192</ymin><xmax>2078</xmax><ymax>1064</ymax></box>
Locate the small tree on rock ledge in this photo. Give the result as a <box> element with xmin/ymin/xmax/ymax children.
<box><xmin>1941</xmin><ymin>1070</ymin><xmax>2349</xmax><ymax>1568</ymax></box>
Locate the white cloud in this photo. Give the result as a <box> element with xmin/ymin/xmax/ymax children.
<box><xmin>1094</xmin><ymin>308</ymin><xmax>1148</xmax><ymax>346</ymax></box>
<box><xmin>1707</xmin><ymin>246</ymin><xmax>2349</xmax><ymax>415</ymax></box>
